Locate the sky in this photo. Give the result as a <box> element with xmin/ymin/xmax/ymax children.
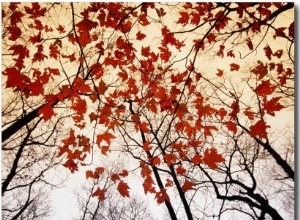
<box><xmin>1</xmin><ymin>2</ymin><xmax>298</xmax><ymax>220</ymax></box>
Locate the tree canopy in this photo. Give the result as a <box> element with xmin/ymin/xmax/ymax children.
<box><xmin>2</xmin><ymin>2</ymin><xmax>294</xmax><ymax>219</ymax></box>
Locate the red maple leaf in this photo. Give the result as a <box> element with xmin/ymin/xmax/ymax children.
<box><xmin>38</xmin><ymin>103</ymin><xmax>56</xmax><ymax>121</ymax></box>
<box><xmin>192</xmin><ymin>154</ymin><xmax>202</xmax><ymax>165</ymax></box>
<box><xmin>264</xmin><ymin>45</ymin><xmax>273</xmax><ymax>60</ymax></box>
<box><xmin>230</xmin><ymin>63</ymin><xmax>240</xmax><ymax>71</ymax></box>
<box><xmin>177</xmin><ymin>12</ymin><xmax>189</xmax><ymax>25</ymax></box>
<box><xmin>251</xmin><ymin>61</ymin><xmax>268</xmax><ymax>80</ymax></box>
<box><xmin>96</xmin><ymin>132</ymin><xmax>116</xmax><ymax>145</ymax></box>
<box><xmin>224</xmin><ymin>121</ymin><xmax>237</xmax><ymax>134</ymax></box>
<box><xmin>72</xmin><ymin>97</ymin><xmax>87</xmax><ymax>115</ymax></box>
<box><xmin>263</xmin><ymin>96</ymin><xmax>284</xmax><ymax>116</ymax></box>
<box><xmin>101</xmin><ymin>145</ymin><xmax>110</xmax><ymax>155</ymax></box>
<box><xmin>249</xmin><ymin>120</ymin><xmax>270</xmax><ymax>139</ymax></box>
<box><xmin>244</xmin><ymin>107</ymin><xmax>255</xmax><ymax>120</ymax></box>
<box><xmin>136</xmin><ymin>31</ymin><xmax>146</xmax><ymax>40</ymax></box>
<box><xmin>143</xmin><ymin>176</ymin><xmax>156</xmax><ymax>194</ymax></box>
<box><xmin>10</xmin><ymin>11</ymin><xmax>24</xmax><ymax>25</ymax></box>
<box><xmin>155</xmin><ymin>189</ymin><xmax>170</xmax><ymax>204</ymax></box>
<box><xmin>182</xmin><ymin>180</ymin><xmax>196</xmax><ymax>192</ymax></box>
<box><xmin>118</xmin><ymin>181</ymin><xmax>130</xmax><ymax>198</ymax></box>
<box><xmin>203</xmin><ymin>148</ymin><xmax>225</xmax><ymax>169</ymax></box>
<box><xmin>176</xmin><ymin>166</ymin><xmax>186</xmax><ymax>175</ymax></box>
<box><xmin>7</xmin><ymin>26</ymin><xmax>21</xmax><ymax>41</ymax></box>
<box><xmin>246</xmin><ymin>38</ymin><xmax>253</xmax><ymax>50</ymax></box>
<box><xmin>92</xmin><ymin>187</ymin><xmax>107</xmax><ymax>201</ymax></box>
<box><xmin>24</xmin><ymin>3</ymin><xmax>46</xmax><ymax>18</ymax></box>
<box><xmin>254</xmin><ymin>80</ymin><xmax>276</xmax><ymax>96</ymax></box>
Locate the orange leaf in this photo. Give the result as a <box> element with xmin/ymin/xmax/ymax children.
<box><xmin>251</xmin><ymin>61</ymin><xmax>268</xmax><ymax>80</ymax></box>
<box><xmin>165</xmin><ymin>178</ymin><xmax>173</xmax><ymax>187</ymax></box>
<box><xmin>230</xmin><ymin>63</ymin><xmax>240</xmax><ymax>71</ymax></box>
<box><xmin>244</xmin><ymin>108</ymin><xmax>255</xmax><ymax>120</ymax></box>
<box><xmin>96</xmin><ymin>132</ymin><xmax>116</xmax><ymax>145</ymax></box>
<box><xmin>111</xmin><ymin>173</ymin><xmax>120</xmax><ymax>182</ymax></box>
<box><xmin>263</xmin><ymin>96</ymin><xmax>284</xmax><ymax>116</ymax></box>
<box><xmin>254</xmin><ymin>80</ymin><xmax>276</xmax><ymax>96</ymax></box>
<box><xmin>163</xmin><ymin>154</ymin><xmax>177</xmax><ymax>166</ymax></box>
<box><xmin>155</xmin><ymin>189</ymin><xmax>170</xmax><ymax>204</ymax></box>
<box><xmin>143</xmin><ymin>176</ymin><xmax>156</xmax><ymax>194</ymax></box>
<box><xmin>101</xmin><ymin>145</ymin><xmax>110</xmax><ymax>155</ymax></box>
<box><xmin>249</xmin><ymin>120</ymin><xmax>270</xmax><ymax>139</ymax></box>
<box><xmin>203</xmin><ymin>148</ymin><xmax>225</xmax><ymax>169</ymax></box>
<box><xmin>136</xmin><ymin>31</ymin><xmax>146</xmax><ymax>40</ymax></box>
<box><xmin>224</xmin><ymin>121</ymin><xmax>237</xmax><ymax>134</ymax></box>
<box><xmin>38</xmin><ymin>104</ymin><xmax>56</xmax><ymax>121</ymax></box>
<box><xmin>95</xmin><ymin>167</ymin><xmax>105</xmax><ymax>175</ymax></box>
<box><xmin>92</xmin><ymin>187</ymin><xmax>107</xmax><ymax>201</ymax></box>
<box><xmin>216</xmin><ymin>69</ymin><xmax>223</xmax><ymax>77</ymax></box>
<box><xmin>118</xmin><ymin>181</ymin><xmax>130</xmax><ymax>198</ymax></box>
<box><xmin>192</xmin><ymin>154</ymin><xmax>202</xmax><ymax>165</ymax></box>
<box><xmin>176</xmin><ymin>166</ymin><xmax>186</xmax><ymax>175</ymax></box>
<box><xmin>182</xmin><ymin>180</ymin><xmax>196</xmax><ymax>192</ymax></box>
<box><xmin>97</xmin><ymin>80</ymin><xmax>108</xmax><ymax>95</ymax></box>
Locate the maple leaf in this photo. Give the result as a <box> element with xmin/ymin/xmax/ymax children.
<box><xmin>136</xmin><ymin>31</ymin><xmax>146</xmax><ymax>40</ymax></box>
<box><xmin>249</xmin><ymin>120</ymin><xmax>270</xmax><ymax>139</ymax></box>
<box><xmin>251</xmin><ymin>61</ymin><xmax>268</xmax><ymax>80</ymax></box>
<box><xmin>101</xmin><ymin>145</ymin><xmax>110</xmax><ymax>155</ymax></box>
<box><xmin>7</xmin><ymin>26</ymin><xmax>22</xmax><ymax>41</ymax></box>
<box><xmin>9</xmin><ymin>45</ymin><xmax>29</xmax><ymax>60</ymax></box>
<box><xmin>3</xmin><ymin>67</ymin><xmax>30</xmax><ymax>90</ymax></box>
<box><xmin>72</xmin><ymin>97</ymin><xmax>87</xmax><ymax>115</ymax></box>
<box><xmin>143</xmin><ymin>176</ymin><xmax>156</xmax><ymax>194</ymax></box>
<box><xmin>63</xmin><ymin>159</ymin><xmax>78</xmax><ymax>173</ymax></box>
<box><xmin>182</xmin><ymin>180</ymin><xmax>196</xmax><ymax>192</ymax></box>
<box><xmin>228</xmin><ymin>99</ymin><xmax>240</xmax><ymax>120</ymax></box>
<box><xmin>143</xmin><ymin>141</ymin><xmax>152</xmax><ymax>151</ymax></box>
<box><xmin>24</xmin><ymin>3</ymin><xmax>46</xmax><ymax>18</ymax></box>
<box><xmin>141</xmin><ymin>164</ymin><xmax>152</xmax><ymax>178</ymax></box>
<box><xmin>96</xmin><ymin>132</ymin><xmax>116</xmax><ymax>145</ymax></box>
<box><xmin>139</xmin><ymin>14</ymin><xmax>150</xmax><ymax>26</ymax></box>
<box><xmin>119</xmin><ymin>169</ymin><xmax>128</xmax><ymax>177</ymax></box>
<box><xmin>111</xmin><ymin>173</ymin><xmax>120</xmax><ymax>182</ymax></box>
<box><xmin>118</xmin><ymin>181</ymin><xmax>130</xmax><ymax>198</ymax></box>
<box><xmin>86</xmin><ymin>170</ymin><xmax>99</xmax><ymax>179</ymax></box>
<box><xmin>92</xmin><ymin>187</ymin><xmax>107</xmax><ymax>201</ymax></box>
<box><xmin>177</xmin><ymin>12</ymin><xmax>189</xmax><ymax>25</ymax></box>
<box><xmin>164</xmin><ymin>154</ymin><xmax>177</xmax><ymax>166</ymax></box>
<box><xmin>254</xmin><ymin>80</ymin><xmax>276</xmax><ymax>97</ymax></box>
<box><xmin>165</xmin><ymin>178</ymin><xmax>173</xmax><ymax>187</ymax></box>
<box><xmin>155</xmin><ymin>189</ymin><xmax>170</xmax><ymax>204</ymax></box>
<box><xmin>73</xmin><ymin>77</ymin><xmax>92</xmax><ymax>93</ymax></box>
<box><xmin>264</xmin><ymin>45</ymin><xmax>273</xmax><ymax>60</ymax></box>
<box><xmin>97</xmin><ymin>80</ymin><xmax>108</xmax><ymax>95</ymax></box>
<box><xmin>176</xmin><ymin>166</ymin><xmax>186</xmax><ymax>175</ymax></box>
<box><xmin>227</xmin><ymin>50</ymin><xmax>235</xmax><ymax>57</ymax></box>
<box><xmin>224</xmin><ymin>121</ymin><xmax>237</xmax><ymax>134</ymax></box>
<box><xmin>27</xmin><ymin>80</ymin><xmax>44</xmax><ymax>96</ymax></box>
<box><xmin>152</xmin><ymin>157</ymin><xmax>161</xmax><ymax>166</ymax></box>
<box><xmin>203</xmin><ymin>148</ymin><xmax>225</xmax><ymax>169</ymax></box>
<box><xmin>244</xmin><ymin>107</ymin><xmax>255</xmax><ymax>120</ymax></box>
<box><xmin>95</xmin><ymin>167</ymin><xmax>105</xmax><ymax>175</ymax></box>
<box><xmin>216</xmin><ymin>69</ymin><xmax>223</xmax><ymax>77</ymax></box>
<box><xmin>10</xmin><ymin>11</ymin><xmax>24</xmax><ymax>25</ymax></box>
<box><xmin>38</xmin><ymin>104</ymin><xmax>56</xmax><ymax>121</ymax></box>
<box><xmin>57</xmin><ymin>24</ymin><xmax>66</xmax><ymax>34</ymax></box>
<box><xmin>192</xmin><ymin>154</ymin><xmax>202</xmax><ymax>165</ymax></box>
<box><xmin>146</xmin><ymin>99</ymin><xmax>158</xmax><ymax>114</ymax></box>
<box><xmin>246</xmin><ymin>38</ymin><xmax>253</xmax><ymax>50</ymax></box>
<box><xmin>230</xmin><ymin>63</ymin><xmax>240</xmax><ymax>71</ymax></box>
<box><xmin>263</xmin><ymin>96</ymin><xmax>284</xmax><ymax>116</ymax></box>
